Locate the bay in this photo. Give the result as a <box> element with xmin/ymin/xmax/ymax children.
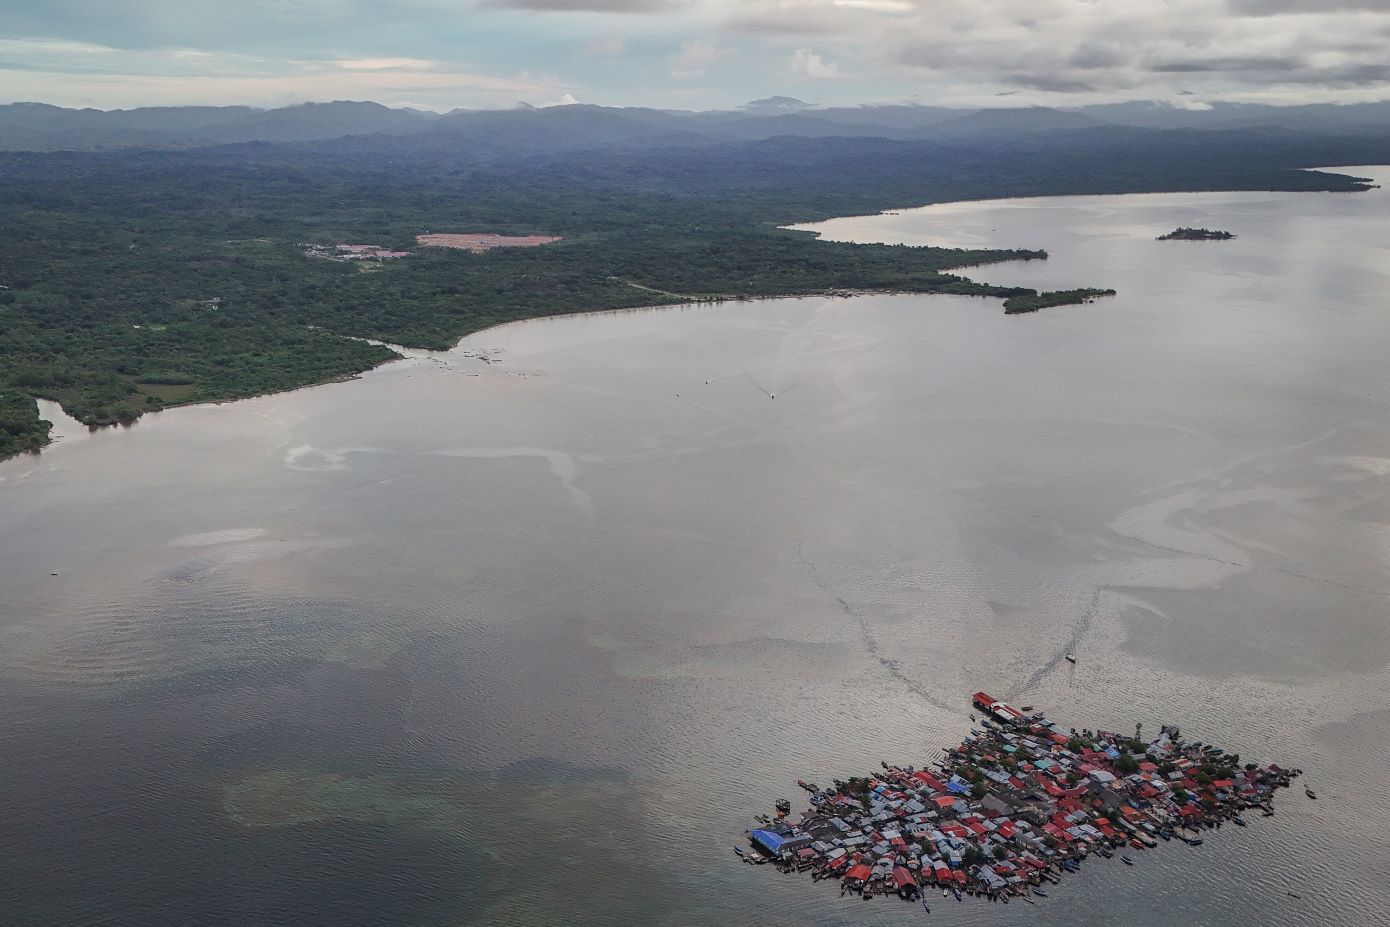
<box><xmin>3</xmin><ymin>168</ymin><xmax>1389</xmax><ymax>926</ymax></box>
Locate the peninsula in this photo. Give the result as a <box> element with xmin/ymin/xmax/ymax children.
<box><xmin>1003</xmin><ymin>288</ymin><xmax>1117</xmax><ymax>314</ymax></box>
<box><xmin>740</xmin><ymin>693</ymin><xmax>1298</xmax><ymax>906</ymax></box>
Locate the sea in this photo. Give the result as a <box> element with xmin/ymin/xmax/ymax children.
<box><xmin>2</xmin><ymin>168</ymin><xmax>1388</xmax><ymax>927</ymax></box>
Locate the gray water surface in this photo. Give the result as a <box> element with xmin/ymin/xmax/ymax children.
<box><xmin>3</xmin><ymin>169</ymin><xmax>1389</xmax><ymax>926</ymax></box>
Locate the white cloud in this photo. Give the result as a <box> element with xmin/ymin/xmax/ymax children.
<box><xmin>789</xmin><ymin>48</ymin><xmax>842</xmax><ymax>80</ymax></box>
<box><xmin>332</xmin><ymin>57</ymin><xmax>438</xmax><ymax>71</ymax></box>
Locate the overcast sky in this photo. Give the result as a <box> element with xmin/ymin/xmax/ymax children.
<box><xmin>4</xmin><ymin>0</ymin><xmax>1390</xmax><ymax>111</ymax></box>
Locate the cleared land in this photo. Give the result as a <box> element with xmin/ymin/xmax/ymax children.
<box><xmin>416</xmin><ymin>233</ymin><xmax>562</xmax><ymax>252</ymax></box>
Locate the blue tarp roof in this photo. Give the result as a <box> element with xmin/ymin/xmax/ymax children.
<box><xmin>751</xmin><ymin>830</ymin><xmax>788</xmax><ymax>854</ymax></box>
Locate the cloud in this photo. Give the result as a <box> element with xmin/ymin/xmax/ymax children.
<box><xmin>667</xmin><ymin>39</ymin><xmax>726</xmax><ymax>78</ymax></box>
<box><xmin>1229</xmin><ymin>0</ymin><xmax>1390</xmax><ymax>13</ymax></box>
<box><xmin>0</xmin><ymin>36</ymin><xmax>562</xmax><ymax>109</ymax></box>
<box><xmin>1151</xmin><ymin>56</ymin><xmax>1304</xmax><ymax>74</ymax></box>
<box><xmin>833</xmin><ymin>0</ymin><xmax>912</xmax><ymax>10</ymax></box>
<box><xmin>881</xmin><ymin>0</ymin><xmax>1390</xmax><ymax>99</ymax></box>
<box><xmin>480</xmin><ymin>0</ymin><xmax>684</xmax><ymax>11</ymax></box>
<box><xmin>7</xmin><ymin>0</ymin><xmax>1390</xmax><ymax>109</ymax></box>
<box><xmin>332</xmin><ymin>57</ymin><xmax>438</xmax><ymax>71</ymax></box>
<box><xmin>789</xmin><ymin>48</ymin><xmax>842</xmax><ymax>80</ymax></box>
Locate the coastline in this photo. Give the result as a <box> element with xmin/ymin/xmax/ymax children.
<box><xmin>786</xmin><ymin>165</ymin><xmax>1378</xmax><ymax>239</ymax></box>
<box><xmin>5</xmin><ymin>167</ymin><xmax>1382</xmax><ymax>466</ymax></box>
<box><xmin>0</xmin><ymin>283</ymin><xmax>1038</xmax><ymax>465</ymax></box>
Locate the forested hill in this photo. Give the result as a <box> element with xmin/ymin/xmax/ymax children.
<box><xmin>0</xmin><ymin>120</ymin><xmax>1383</xmax><ymax>460</ymax></box>
<box><xmin>6</xmin><ymin>99</ymin><xmax>1390</xmax><ymax>152</ymax></box>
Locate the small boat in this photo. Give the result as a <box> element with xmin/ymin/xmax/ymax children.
<box><xmin>1305</xmin><ymin>788</ymin><xmax>1317</xmax><ymax>799</ymax></box>
<box><xmin>953</xmin><ymin>888</ymin><xmax>963</xmax><ymax>902</ymax></box>
<box><xmin>1121</xmin><ymin>855</ymin><xmax>1134</xmax><ymax>866</ymax></box>
<box><xmin>1065</xmin><ymin>653</ymin><xmax>1077</xmax><ymax>663</ymax></box>
<box><xmin>1287</xmin><ymin>892</ymin><xmax>1301</xmax><ymax>900</ymax></box>
<box><xmin>733</xmin><ymin>847</ymin><xmax>744</xmax><ymax>857</ymax></box>
<box><xmin>922</xmin><ymin>899</ymin><xmax>931</xmax><ymax>913</ymax></box>
<box><xmin>1231</xmin><ymin>815</ymin><xmax>1247</xmax><ymax>827</ymax></box>
<box><xmin>1262</xmin><ymin>809</ymin><xmax>1275</xmax><ymax>817</ymax></box>
<box><xmin>1033</xmin><ymin>888</ymin><xmax>1048</xmax><ymax>898</ymax></box>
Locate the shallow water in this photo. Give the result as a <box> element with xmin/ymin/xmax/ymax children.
<box><xmin>3</xmin><ymin>168</ymin><xmax>1390</xmax><ymax>926</ymax></box>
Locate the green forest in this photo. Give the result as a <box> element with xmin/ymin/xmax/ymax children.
<box><xmin>0</xmin><ymin>131</ymin><xmax>1376</xmax><ymax>459</ymax></box>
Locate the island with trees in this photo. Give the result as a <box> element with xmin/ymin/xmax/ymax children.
<box><xmin>1158</xmin><ymin>227</ymin><xmax>1236</xmax><ymax>241</ymax></box>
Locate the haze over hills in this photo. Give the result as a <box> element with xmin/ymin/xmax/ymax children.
<box><xmin>3</xmin><ymin>98</ymin><xmax>1390</xmax><ymax>152</ymax></box>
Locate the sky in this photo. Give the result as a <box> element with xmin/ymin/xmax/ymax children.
<box><xmin>3</xmin><ymin>0</ymin><xmax>1390</xmax><ymax>111</ymax></box>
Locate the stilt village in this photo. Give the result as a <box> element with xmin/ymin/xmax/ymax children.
<box><xmin>737</xmin><ymin>693</ymin><xmax>1305</xmax><ymax>910</ymax></box>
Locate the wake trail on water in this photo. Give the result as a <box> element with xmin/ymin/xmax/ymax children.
<box><xmin>796</xmin><ymin>543</ymin><xmax>963</xmax><ymax>716</ymax></box>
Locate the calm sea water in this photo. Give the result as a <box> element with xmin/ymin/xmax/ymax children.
<box><xmin>3</xmin><ymin>169</ymin><xmax>1389</xmax><ymax>926</ymax></box>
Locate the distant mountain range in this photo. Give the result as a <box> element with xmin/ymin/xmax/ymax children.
<box><xmin>2</xmin><ymin>98</ymin><xmax>1389</xmax><ymax>153</ymax></box>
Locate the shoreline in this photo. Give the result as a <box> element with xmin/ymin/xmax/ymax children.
<box><xmin>787</xmin><ymin>164</ymin><xmax>1380</xmax><ymax>238</ymax></box>
<box><xmin>0</xmin><ymin>285</ymin><xmax>1036</xmax><ymax>465</ymax></box>
<box><xmin>5</xmin><ymin>168</ymin><xmax>1383</xmax><ymax>467</ymax></box>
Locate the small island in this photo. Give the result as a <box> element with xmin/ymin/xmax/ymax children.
<box><xmin>1003</xmin><ymin>288</ymin><xmax>1117</xmax><ymax>315</ymax></box>
<box><xmin>738</xmin><ymin>693</ymin><xmax>1300</xmax><ymax>906</ymax></box>
<box><xmin>1157</xmin><ymin>227</ymin><xmax>1235</xmax><ymax>241</ymax></box>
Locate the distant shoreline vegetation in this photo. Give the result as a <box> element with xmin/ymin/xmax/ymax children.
<box><xmin>1158</xmin><ymin>227</ymin><xmax>1236</xmax><ymax>241</ymax></box>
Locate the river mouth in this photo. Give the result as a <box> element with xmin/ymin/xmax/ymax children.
<box><xmin>3</xmin><ymin>171</ymin><xmax>1390</xmax><ymax>926</ymax></box>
